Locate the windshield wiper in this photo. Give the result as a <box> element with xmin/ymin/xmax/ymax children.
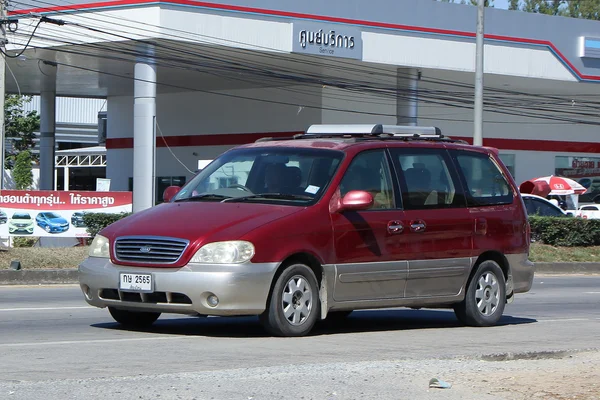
<box><xmin>174</xmin><ymin>194</ymin><xmax>232</xmax><ymax>202</ymax></box>
<box><xmin>222</xmin><ymin>193</ymin><xmax>314</xmax><ymax>202</ymax></box>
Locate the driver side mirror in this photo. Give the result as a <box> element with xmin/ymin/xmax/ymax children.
<box><xmin>334</xmin><ymin>190</ymin><xmax>374</xmax><ymax>213</ymax></box>
<box><xmin>163</xmin><ymin>186</ymin><xmax>181</xmax><ymax>203</ymax></box>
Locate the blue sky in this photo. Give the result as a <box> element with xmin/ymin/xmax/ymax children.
<box><xmin>495</xmin><ymin>0</ymin><xmax>510</xmax><ymax>9</ymax></box>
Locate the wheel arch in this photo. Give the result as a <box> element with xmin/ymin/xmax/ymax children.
<box><xmin>266</xmin><ymin>252</ymin><xmax>327</xmax><ymax>319</ymax></box>
<box><xmin>471</xmin><ymin>251</ymin><xmax>513</xmax><ymax>299</ymax></box>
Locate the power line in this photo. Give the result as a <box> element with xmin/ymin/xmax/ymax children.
<box><xmin>5</xmin><ymin>2</ymin><xmax>600</xmax><ymax>126</ymax></box>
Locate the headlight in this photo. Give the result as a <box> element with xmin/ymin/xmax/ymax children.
<box><xmin>89</xmin><ymin>234</ymin><xmax>110</xmax><ymax>258</ymax></box>
<box><xmin>191</xmin><ymin>241</ymin><xmax>255</xmax><ymax>264</ymax></box>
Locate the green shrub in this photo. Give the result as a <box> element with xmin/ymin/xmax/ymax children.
<box><xmin>12</xmin><ymin>236</ymin><xmax>39</xmax><ymax>247</ymax></box>
<box><xmin>529</xmin><ymin>216</ymin><xmax>600</xmax><ymax>247</ymax></box>
<box><xmin>83</xmin><ymin>212</ymin><xmax>132</xmax><ymax>239</ymax></box>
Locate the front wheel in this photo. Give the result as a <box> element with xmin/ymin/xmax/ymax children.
<box><xmin>454</xmin><ymin>260</ymin><xmax>506</xmax><ymax>327</ymax></box>
<box><xmin>108</xmin><ymin>307</ymin><xmax>161</xmax><ymax>328</ymax></box>
<box><xmin>259</xmin><ymin>263</ymin><xmax>320</xmax><ymax>337</ymax></box>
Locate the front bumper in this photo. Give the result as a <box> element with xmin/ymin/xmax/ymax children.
<box><xmin>78</xmin><ymin>257</ymin><xmax>279</xmax><ymax>316</ymax></box>
<box><xmin>47</xmin><ymin>225</ymin><xmax>69</xmax><ymax>233</ymax></box>
<box><xmin>9</xmin><ymin>225</ymin><xmax>34</xmax><ymax>234</ymax></box>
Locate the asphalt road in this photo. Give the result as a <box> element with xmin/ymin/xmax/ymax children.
<box><xmin>1</xmin><ymin>276</ymin><xmax>599</xmax><ymax>400</ymax></box>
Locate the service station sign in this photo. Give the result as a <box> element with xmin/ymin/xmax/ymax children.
<box><xmin>292</xmin><ymin>21</ymin><xmax>363</xmax><ymax>60</ymax></box>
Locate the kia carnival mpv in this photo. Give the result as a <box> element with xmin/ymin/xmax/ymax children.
<box><xmin>79</xmin><ymin>124</ymin><xmax>534</xmax><ymax>337</ymax></box>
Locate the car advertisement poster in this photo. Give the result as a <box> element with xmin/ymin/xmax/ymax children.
<box><xmin>0</xmin><ymin>190</ymin><xmax>132</xmax><ymax>237</ymax></box>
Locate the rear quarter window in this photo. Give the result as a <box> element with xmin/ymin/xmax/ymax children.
<box><xmin>452</xmin><ymin>150</ymin><xmax>514</xmax><ymax>207</ymax></box>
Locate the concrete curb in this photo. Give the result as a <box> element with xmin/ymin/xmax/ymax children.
<box><xmin>1</xmin><ymin>262</ymin><xmax>600</xmax><ymax>285</ymax></box>
<box><xmin>0</xmin><ymin>269</ymin><xmax>79</xmax><ymax>285</ymax></box>
<box><xmin>534</xmin><ymin>262</ymin><xmax>600</xmax><ymax>274</ymax></box>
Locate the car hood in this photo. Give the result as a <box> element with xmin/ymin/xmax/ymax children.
<box><xmin>102</xmin><ymin>201</ymin><xmax>304</xmax><ymax>246</ymax></box>
<box><xmin>48</xmin><ymin>217</ymin><xmax>68</xmax><ymax>224</ymax></box>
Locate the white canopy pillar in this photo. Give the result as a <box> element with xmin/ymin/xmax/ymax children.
<box><xmin>132</xmin><ymin>44</ymin><xmax>157</xmax><ymax>213</ymax></box>
<box><xmin>39</xmin><ymin>61</ymin><xmax>57</xmax><ymax>190</ymax></box>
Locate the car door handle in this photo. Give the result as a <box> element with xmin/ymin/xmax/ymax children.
<box><xmin>387</xmin><ymin>220</ymin><xmax>404</xmax><ymax>234</ymax></box>
<box><xmin>410</xmin><ymin>220</ymin><xmax>426</xmax><ymax>233</ymax></box>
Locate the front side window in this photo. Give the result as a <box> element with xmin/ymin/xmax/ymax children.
<box><xmin>173</xmin><ymin>147</ymin><xmax>343</xmax><ymax>205</ymax></box>
<box><xmin>453</xmin><ymin>151</ymin><xmax>513</xmax><ymax>207</ymax></box>
<box><xmin>338</xmin><ymin>150</ymin><xmax>395</xmax><ymax>210</ymax></box>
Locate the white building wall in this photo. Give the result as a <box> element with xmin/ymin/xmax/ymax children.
<box><xmin>362</xmin><ymin>32</ymin><xmax>576</xmax><ymax>81</ymax></box>
<box><xmin>107</xmin><ymin>85</ymin><xmax>323</xmax><ymax>191</ymax></box>
<box><xmin>107</xmin><ymin>85</ymin><xmax>600</xmax><ymax>190</ymax></box>
<box><xmin>320</xmin><ymin>86</ymin><xmax>397</xmax><ymax>124</ymax></box>
<box><xmin>419</xmin><ymin>104</ymin><xmax>600</xmax><ymax>184</ymax></box>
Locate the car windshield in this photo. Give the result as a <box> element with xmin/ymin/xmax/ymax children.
<box><xmin>13</xmin><ymin>214</ymin><xmax>30</xmax><ymax>219</ymax></box>
<box><xmin>46</xmin><ymin>213</ymin><xmax>61</xmax><ymax>219</ymax></box>
<box><xmin>173</xmin><ymin>147</ymin><xmax>344</xmax><ymax>205</ymax></box>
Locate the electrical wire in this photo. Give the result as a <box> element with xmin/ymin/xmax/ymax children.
<box><xmin>4</xmin><ymin>55</ymin><xmax>22</xmax><ymax>96</ymax></box>
<box><xmin>6</xmin><ymin>1</ymin><xmax>600</xmax><ymax>126</ymax></box>
<box><xmin>156</xmin><ymin>120</ymin><xmax>195</xmax><ymax>174</ymax></box>
<box><xmin>0</xmin><ymin>18</ymin><xmax>42</xmax><ymax>58</ymax></box>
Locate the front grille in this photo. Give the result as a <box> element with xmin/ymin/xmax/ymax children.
<box><xmin>114</xmin><ymin>236</ymin><xmax>189</xmax><ymax>264</ymax></box>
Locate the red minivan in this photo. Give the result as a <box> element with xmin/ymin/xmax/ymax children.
<box><xmin>79</xmin><ymin>124</ymin><xmax>533</xmax><ymax>337</ymax></box>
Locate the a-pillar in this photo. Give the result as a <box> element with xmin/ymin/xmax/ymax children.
<box><xmin>133</xmin><ymin>45</ymin><xmax>156</xmax><ymax>213</ymax></box>
<box><xmin>39</xmin><ymin>61</ymin><xmax>57</xmax><ymax>190</ymax></box>
<box><xmin>396</xmin><ymin>68</ymin><xmax>420</xmax><ymax>126</ymax></box>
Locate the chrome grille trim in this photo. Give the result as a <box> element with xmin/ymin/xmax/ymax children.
<box><xmin>114</xmin><ymin>236</ymin><xmax>190</xmax><ymax>264</ymax></box>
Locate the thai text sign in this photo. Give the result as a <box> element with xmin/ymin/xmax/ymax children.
<box><xmin>0</xmin><ymin>190</ymin><xmax>132</xmax><ymax>237</ymax></box>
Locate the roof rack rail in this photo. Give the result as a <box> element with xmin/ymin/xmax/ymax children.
<box><xmin>305</xmin><ymin>124</ymin><xmax>442</xmax><ymax>137</ymax></box>
<box><xmin>254</xmin><ymin>124</ymin><xmax>468</xmax><ymax>145</ymax></box>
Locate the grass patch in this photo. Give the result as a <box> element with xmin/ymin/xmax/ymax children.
<box><xmin>529</xmin><ymin>242</ymin><xmax>600</xmax><ymax>263</ymax></box>
<box><xmin>0</xmin><ymin>242</ymin><xmax>599</xmax><ymax>269</ymax></box>
<box><xmin>0</xmin><ymin>246</ymin><xmax>89</xmax><ymax>270</ymax></box>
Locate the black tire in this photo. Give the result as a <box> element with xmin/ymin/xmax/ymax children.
<box><xmin>454</xmin><ymin>260</ymin><xmax>506</xmax><ymax>327</ymax></box>
<box><xmin>259</xmin><ymin>263</ymin><xmax>320</xmax><ymax>337</ymax></box>
<box><xmin>108</xmin><ymin>307</ymin><xmax>161</xmax><ymax>328</ymax></box>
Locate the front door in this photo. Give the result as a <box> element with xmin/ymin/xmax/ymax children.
<box><xmin>331</xmin><ymin>149</ymin><xmax>408</xmax><ymax>302</ymax></box>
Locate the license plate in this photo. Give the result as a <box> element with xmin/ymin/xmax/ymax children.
<box><xmin>119</xmin><ymin>273</ymin><xmax>153</xmax><ymax>292</ymax></box>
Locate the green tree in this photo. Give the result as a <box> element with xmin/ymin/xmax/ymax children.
<box><xmin>522</xmin><ymin>0</ymin><xmax>564</xmax><ymax>15</ymax></box>
<box><xmin>4</xmin><ymin>95</ymin><xmax>40</xmax><ymax>169</ymax></box>
<box><xmin>564</xmin><ymin>0</ymin><xmax>600</xmax><ymax>20</ymax></box>
<box><xmin>13</xmin><ymin>150</ymin><xmax>33</xmax><ymax>190</ymax></box>
<box><xmin>468</xmin><ymin>0</ymin><xmax>494</xmax><ymax>6</ymax></box>
<box><xmin>509</xmin><ymin>0</ymin><xmax>520</xmax><ymax>10</ymax></box>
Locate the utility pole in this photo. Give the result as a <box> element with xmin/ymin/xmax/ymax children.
<box><xmin>474</xmin><ymin>0</ymin><xmax>485</xmax><ymax>147</ymax></box>
<box><xmin>0</xmin><ymin>0</ymin><xmax>6</xmax><ymax>189</ymax></box>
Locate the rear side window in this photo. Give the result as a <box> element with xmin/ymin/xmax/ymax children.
<box><xmin>452</xmin><ymin>151</ymin><xmax>513</xmax><ymax>206</ymax></box>
<box><xmin>390</xmin><ymin>148</ymin><xmax>465</xmax><ymax>210</ymax></box>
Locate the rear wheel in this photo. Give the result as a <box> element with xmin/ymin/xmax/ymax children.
<box><xmin>260</xmin><ymin>263</ymin><xmax>320</xmax><ymax>337</ymax></box>
<box><xmin>454</xmin><ymin>260</ymin><xmax>506</xmax><ymax>327</ymax></box>
<box><xmin>108</xmin><ymin>307</ymin><xmax>161</xmax><ymax>328</ymax></box>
